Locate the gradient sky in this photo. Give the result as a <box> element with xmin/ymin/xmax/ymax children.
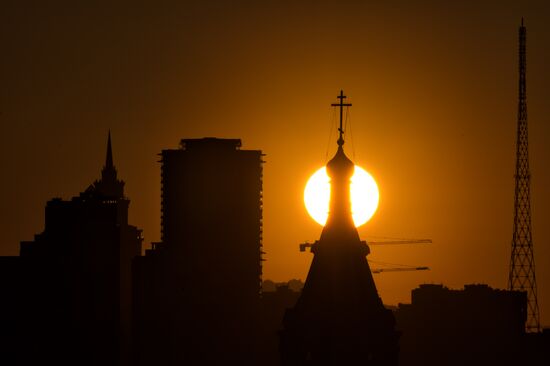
<box><xmin>2</xmin><ymin>0</ymin><xmax>550</xmax><ymax>325</ymax></box>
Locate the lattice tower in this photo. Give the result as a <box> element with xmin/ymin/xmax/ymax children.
<box><xmin>508</xmin><ymin>19</ymin><xmax>540</xmax><ymax>333</ymax></box>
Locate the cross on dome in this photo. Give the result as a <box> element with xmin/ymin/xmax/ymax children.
<box><xmin>330</xmin><ymin>90</ymin><xmax>352</xmax><ymax>147</ymax></box>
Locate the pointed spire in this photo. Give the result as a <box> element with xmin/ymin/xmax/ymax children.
<box><xmin>101</xmin><ymin>130</ymin><xmax>118</xmax><ymax>181</ymax></box>
<box><xmin>96</xmin><ymin>130</ymin><xmax>124</xmax><ymax>198</ymax></box>
<box><xmin>106</xmin><ymin>130</ymin><xmax>114</xmax><ymax>170</ymax></box>
<box><xmin>325</xmin><ymin>91</ymin><xmax>356</xmax><ymax>234</ymax></box>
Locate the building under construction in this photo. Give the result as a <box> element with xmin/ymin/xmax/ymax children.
<box><xmin>133</xmin><ymin>138</ymin><xmax>264</xmax><ymax>365</ymax></box>
<box><xmin>160</xmin><ymin>138</ymin><xmax>264</xmax><ymax>301</ymax></box>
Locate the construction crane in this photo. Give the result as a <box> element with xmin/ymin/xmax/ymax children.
<box><xmin>299</xmin><ymin>237</ymin><xmax>431</xmax><ymax>274</ymax></box>
<box><xmin>367</xmin><ymin>238</ymin><xmax>431</xmax><ymax>274</ymax></box>
<box><xmin>367</xmin><ymin>238</ymin><xmax>432</xmax><ymax>245</ymax></box>
<box><xmin>299</xmin><ymin>238</ymin><xmax>432</xmax><ymax>252</ymax></box>
<box><xmin>367</xmin><ymin>258</ymin><xmax>430</xmax><ymax>274</ymax></box>
<box><xmin>371</xmin><ymin>267</ymin><xmax>429</xmax><ymax>274</ymax></box>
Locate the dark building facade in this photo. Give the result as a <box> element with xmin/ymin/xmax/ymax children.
<box><xmin>160</xmin><ymin>138</ymin><xmax>263</xmax><ymax>302</ymax></box>
<box><xmin>395</xmin><ymin>284</ymin><xmax>529</xmax><ymax>366</ymax></box>
<box><xmin>0</xmin><ymin>133</ymin><xmax>142</xmax><ymax>366</ymax></box>
<box><xmin>260</xmin><ymin>283</ymin><xmax>303</xmax><ymax>366</ymax></box>
<box><xmin>133</xmin><ymin>138</ymin><xmax>264</xmax><ymax>365</ymax></box>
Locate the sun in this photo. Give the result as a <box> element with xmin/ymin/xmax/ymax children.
<box><xmin>304</xmin><ymin>165</ymin><xmax>379</xmax><ymax>227</ymax></box>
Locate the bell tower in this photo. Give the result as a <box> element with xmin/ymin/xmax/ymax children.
<box><xmin>279</xmin><ymin>91</ymin><xmax>399</xmax><ymax>365</ymax></box>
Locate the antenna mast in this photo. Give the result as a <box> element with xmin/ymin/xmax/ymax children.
<box><xmin>508</xmin><ymin>19</ymin><xmax>540</xmax><ymax>333</ymax></box>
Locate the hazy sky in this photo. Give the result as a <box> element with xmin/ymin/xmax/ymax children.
<box><xmin>2</xmin><ymin>0</ymin><xmax>550</xmax><ymax>325</ymax></box>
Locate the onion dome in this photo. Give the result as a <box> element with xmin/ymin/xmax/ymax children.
<box><xmin>326</xmin><ymin>145</ymin><xmax>354</xmax><ymax>180</ymax></box>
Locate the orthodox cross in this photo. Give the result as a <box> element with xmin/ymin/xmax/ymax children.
<box><xmin>331</xmin><ymin>90</ymin><xmax>352</xmax><ymax>146</ymax></box>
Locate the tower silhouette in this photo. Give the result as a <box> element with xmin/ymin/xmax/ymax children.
<box><xmin>508</xmin><ymin>19</ymin><xmax>540</xmax><ymax>333</ymax></box>
<box><xmin>279</xmin><ymin>91</ymin><xmax>399</xmax><ymax>365</ymax></box>
<box><xmin>7</xmin><ymin>132</ymin><xmax>143</xmax><ymax>366</ymax></box>
<box><xmin>95</xmin><ymin>130</ymin><xmax>125</xmax><ymax>198</ymax></box>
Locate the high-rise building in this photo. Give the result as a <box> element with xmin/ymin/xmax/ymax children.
<box><xmin>160</xmin><ymin>138</ymin><xmax>264</xmax><ymax>300</ymax></box>
<box><xmin>0</xmin><ymin>132</ymin><xmax>142</xmax><ymax>366</ymax></box>
<box><xmin>133</xmin><ymin>137</ymin><xmax>264</xmax><ymax>365</ymax></box>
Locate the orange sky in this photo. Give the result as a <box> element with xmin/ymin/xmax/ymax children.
<box><xmin>1</xmin><ymin>0</ymin><xmax>550</xmax><ymax>325</ymax></box>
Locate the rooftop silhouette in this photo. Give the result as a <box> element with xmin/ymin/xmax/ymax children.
<box><xmin>395</xmin><ymin>284</ymin><xmax>536</xmax><ymax>366</ymax></box>
<box><xmin>279</xmin><ymin>91</ymin><xmax>399</xmax><ymax>365</ymax></box>
<box><xmin>0</xmin><ymin>133</ymin><xmax>142</xmax><ymax>366</ymax></box>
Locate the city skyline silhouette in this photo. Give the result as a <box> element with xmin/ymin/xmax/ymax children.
<box><xmin>1</xmin><ymin>115</ymin><xmax>545</xmax><ymax>365</ymax></box>
<box><xmin>1</xmin><ymin>0</ymin><xmax>550</xmax><ymax>334</ymax></box>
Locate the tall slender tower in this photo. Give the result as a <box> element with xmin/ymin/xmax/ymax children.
<box><xmin>279</xmin><ymin>91</ymin><xmax>399</xmax><ymax>365</ymax></box>
<box><xmin>508</xmin><ymin>19</ymin><xmax>540</xmax><ymax>333</ymax></box>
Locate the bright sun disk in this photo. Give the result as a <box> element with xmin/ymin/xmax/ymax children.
<box><xmin>304</xmin><ymin>165</ymin><xmax>379</xmax><ymax>227</ymax></box>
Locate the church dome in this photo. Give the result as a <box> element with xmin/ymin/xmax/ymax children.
<box><xmin>326</xmin><ymin>146</ymin><xmax>354</xmax><ymax>179</ymax></box>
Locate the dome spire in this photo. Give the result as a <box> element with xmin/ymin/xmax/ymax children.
<box><xmin>105</xmin><ymin>129</ymin><xmax>114</xmax><ymax>170</ymax></box>
<box><xmin>331</xmin><ymin>90</ymin><xmax>352</xmax><ymax>147</ymax></box>
<box><xmin>325</xmin><ymin>91</ymin><xmax>355</xmax><ymax>232</ymax></box>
